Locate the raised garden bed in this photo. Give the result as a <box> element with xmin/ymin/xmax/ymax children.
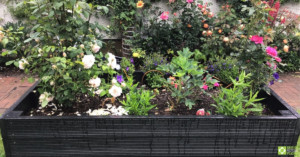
<box><xmin>0</xmin><ymin>82</ymin><xmax>299</xmax><ymax>157</ymax></box>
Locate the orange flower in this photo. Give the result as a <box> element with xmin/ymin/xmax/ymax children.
<box><xmin>169</xmin><ymin>76</ymin><xmax>176</xmax><ymax>80</ymax></box>
<box><xmin>203</xmin><ymin>23</ymin><xmax>209</xmax><ymax>29</ymax></box>
<box><xmin>136</xmin><ymin>0</ymin><xmax>144</xmax><ymax>8</ymax></box>
<box><xmin>187</xmin><ymin>24</ymin><xmax>192</xmax><ymax>28</ymax></box>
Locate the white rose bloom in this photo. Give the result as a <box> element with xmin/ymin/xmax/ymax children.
<box><xmin>39</xmin><ymin>94</ymin><xmax>46</xmax><ymax>102</ymax></box>
<box><xmin>50</xmin><ymin>81</ymin><xmax>55</xmax><ymax>86</ymax></box>
<box><xmin>107</xmin><ymin>53</ymin><xmax>120</xmax><ymax>70</ymax></box>
<box><xmin>82</xmin><ymin>55</ymin><xmax>95</xmax><ymax>69</ymax></box>
<box><xmin>92</xmin><ymin>44</ymin><xmax>100</xmax><ymax>53</ymax></box>
<box><xmin>80</xmin><ymin>44</ymin><xmax>85</xmax><ymax>49</ymax></box>
<box><xmin>89</xmin><ymin>77</ymin><xmax>101</xmax><ymax>88</ymax></box>
<box><xmin>94</xmin><ymin>89</ymin><xmax>103</xmax><ymax>95</ymax></box>
<box><xmin>18</xmin><ymin>59</ymin><xmax>28</xmax><ymax>70</ymax></box>
<box><xmin>109</xmin><ymin>85</ymin><xmax>122</xmax><ymax>98</ymax></box>
<box><xmin>111</xmin><ymin>78</ymin><xmax>117</xmax><ymax>84</ymax></box>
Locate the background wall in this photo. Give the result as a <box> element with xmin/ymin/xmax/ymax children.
<box><xmin>0</xmin><ymin>0</ymin><xmax>299</xmax><ymax>39</ymax></box>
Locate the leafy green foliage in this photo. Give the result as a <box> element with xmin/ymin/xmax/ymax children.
<box><xmin>120</xmin><ymin>57</ymin><xmax>135</xmax><ymax>76</ymax></box>
<box><xmin>211</xmin><ymin>71</ymin><xmax>263</xmax><ymax>117</ymax></box>
<box><xmin>145</xmin><ymin>72</ymin><xmax>164</xmax><ymax>88</ymax></box>
<box><xmin>207</xmin><ymin>57</ymin><xmax>240</xmax><ymax>85</ymax></box>
<box><xmin>121</xmin><ymin>78</ymin><xmax>156</xmax><ymax>115</ymax></box>
<box><xmin>157</xmin><ymin>48</ymin><xmax>218</xmax><ymax>109</ymax></box>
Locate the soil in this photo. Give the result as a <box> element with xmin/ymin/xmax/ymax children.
<box><xmin>25</xmin><ymin>87</ymin><xmax>274</xmax><ymax>117</ymax></box>
<box><xmin>0</xmin><ymin>66</ymin><xmax>23</xmax><ymax>77</ymax></box>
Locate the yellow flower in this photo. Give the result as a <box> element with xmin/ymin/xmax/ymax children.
<box><xmin>132</xmin><ymin>52</ymin><xmax>140</xmax><ymax>58</ymax></box>
<box><xmin>136</xmin><ymin>1</ymin><xmax>144</xmax><ymax>8</ymax></box>
<box><xmin>296</xmin><ymin>32</ymin><xmax>300</xmax><ymax>36</ymax></box>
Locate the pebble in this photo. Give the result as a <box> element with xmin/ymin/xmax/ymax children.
<box><xmin>38</xmin><ymin>107</ymin><xmax>42</xmax><ymax>110</ymax></box>
<box><xmin>162</xmin><ymin>89</ymin><xmax>166</xmax><ymax>92</ymax></box>
<box><xmin>58</xmin><ymin>112</ymin><xmax>63</xmax><ymax>116</ymax></box>
<box><xmin>155</xmin><ymin>112</ymin><xmax>159</xmax><ymax>115</ymax></box>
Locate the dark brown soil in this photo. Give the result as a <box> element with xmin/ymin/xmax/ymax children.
<box><xmin>0</xmin><ymin>66</ymin><xmax>23</xmax><ymax>77</ymax></box>
<box><xmin>25</xmin><ymin>87</ymin><xmax>274</xmax><ymax>116</ymax></box>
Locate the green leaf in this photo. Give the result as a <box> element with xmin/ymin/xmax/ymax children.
<box><xmin>28</xmin><ymin>77</ymin><xmax>35</xmax><ymax>83</ymax></box>
<box><xmin>5</xmin><ymin>60</ymin><xmax>14</xmax><ymax>66</ymax></box>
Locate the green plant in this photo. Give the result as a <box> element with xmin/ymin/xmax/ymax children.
<box><xmin>0</xmin><ymin>114</ymin><xmax>4</xmax><ymax>157</ymax></box>
<box><xmin>139</xmin><ymin>53</ymin><xmax>168</xmax><ymax>72</ymax></box>
<box><xmin>145</xmin><ymin>72</ymin><xmax>164</xmax><ymax>88</ymax></box>
<box><xmin>211</xmin><ymin>71</ymin><xmax>263</xmax><ymax>117</ymax></box>
<box><xmin>157</xmin><ymin>48</ymin><xmax>218</xmax><ymax>109</ymax></box>
<box><xmin>121</xmin><ymin>78</ymin><xmax>156</xmax><ymax>115</ymax></box>
<box><xmin>120</xmin><ymin>57</ymin><xmax>135</xmax><ymax>77</ymax></box>
<box><xmin>207</xmin><ymin>56</ymin><xmax>240</xmax><ymax>85</ymax></box>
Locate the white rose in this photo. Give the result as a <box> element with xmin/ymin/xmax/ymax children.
<box><xmin>107</xmin><ymin>53</ymin><xmax>120</xmax><ymax>70</ymax></box>
<box><xmin>121</xmin><ymin>82</ymin><xmax>126</xmax><ymax>87</ymax></box>
<box><xmin>94</xmin><ymin>89</ymin><xmax>103</xmax><ymax>95</ymax></box>
<box><xmin>89</xmin><ymin>77</ymin><xmax>101</xmax><ymax>88</ymax></box>
<box><xmin>109</xmin><ymin>85</ymin><xmax>122</xmax><ymax>98</ymax></box>
<box><xmin>18</xmin><ymin>59</ymin><xmax>28</xmax><ymax>70</ymax></box>
<box><xmin>50</xmin><ymin>81</ymin><xmax>55</xmax><ymax>86</ymax></box>
<box><xmin>92</xmin><ymin>44</ymin><xmax>100</xmax><ymax>53</ymax></box>
<box><xmin>80</xmin><ymin>44</ymin><xmax>85</xmax><ymax>49</ymax></box>
<box><xmin>82</xmin><ymin>55</ymin><xmax>95</xmax><ymax>69</ymax></box>
<box><xmin>111</xmin><ymin>78</ymin><xmax>117</xmax><ymax>84</ymax></box>
<box><xmin>39</xmin><ymin>94</ymin><xmax>46</xmax><ymax>102</ymax></box>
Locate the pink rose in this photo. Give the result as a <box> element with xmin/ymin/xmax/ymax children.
<box><xmin>275</xmin><ymin>57</ymin><xmax>282</xmax><ymax>63</ymax></box>
<box><xmin>198</xmin><ymin>4</ymin><xmax>203</xmax><ymax>8</ymax></box>
<box><xmin>174</xmin><ymin>83</ymin><xmax>178</xmax><ymax>89</ymax></box>
<box><xmin>160</xmin><ymin>11</ymin><xmax>169</xmax><ymax>20</ymax></box>
<box><xmin>196</xmin><ymin>109</ymin><xmax>205</xmax><ymax>116</ymax></box>
<box><xmin>202</xmin><ymin>85</ymin><xmax>208</xmax><ymax>90</ymax></box>
<box><xmin>266</xmin><ymin>61</ymin><xmax>272</xmax><ymax>67</ymax></box>
<box><xmin>169</xmin><ymin>0</ymin><xmax>175</xmax><ymax>3</ymax></box>
<box><xmin>186</xmin><ymin>0</ymin><xmax>193</xmax><ymax>3</ymax></box>
<box><xmin>250</xmin><ymin>35</ymin><xmax>264</xmax><ymax>44</ymax></box>
<box><xmin>214</xmin><ymin>82</ymin><xmax>220</xmax><ymax>87</ymax></box>
<box><xmin>266</xmin><ymin>46</ymin><xmax>278</xmax><ymax>57</ymax></box>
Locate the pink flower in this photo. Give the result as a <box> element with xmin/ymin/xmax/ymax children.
<box><xmin>275</xmin><ymin>57</ymin><xmax>282</xmax><ymax>62</ymax></box>
<box><xmin>160</xmin><ymin>11</ymin><xmax>169</xmax><ymax>20</ymax></box>
<box><xmin>214</xmin><ymin>82</ymin><xmax>220</xmax><ymax>87</ymax></box>
<box><xmin>174</xmin><ymin>83</ymin><xmax>178</xmax><ymax>89</ymax></box>
<box><xmin>173</xmin><ymin>13</ymin><xmax>177</xmax><ymax>16</ymax></box>
<box><xmin>196</xmin><ymin>109</ymin><xmax>205</xmax><ymax>116</ymax></box>
<box><xmin>198</xmin><ymin>4</ymin><xmax>203</xmax><ymax>8</ymax></box>
<box><xmin>250</xmin><ymin>35</ymin><xmax>264</xmax><ymax>44</ymax></box>
<box><xmin>169</xmin><ymin>0</ymin><xmax>175</xmax><ymax>3</ymax></box>
<box><xmin>266</xmin><ymin>61</ymin><xmax>272</xmax><ymax>67</ymax></box>
<box><xmin>202</xmin><ymin>85</ymin><xmax>208</xmax><ymax>90</ymax></box>
<box><xmin>266</xmin><ymin>46</ymin><xmax>278</xmax><ymax>57</ymax></box>
<box><xmin>206</xmin><ymin>111</ymin><xmax>211</xmax><ymax>116</ymax></box>
<box><xmin>273</xmin><ymin>64</ymin><xmax>277</xmax><ymax>70</ymax></box>
<box><xmin>186</xmin><ymin>0</ymin><xmax>193</xmax><ymax>3</ymax></box>
<box><xmin>281</xmin><ymin>17</ymin><xmax>286</xmax><ymax>24</ymax></box>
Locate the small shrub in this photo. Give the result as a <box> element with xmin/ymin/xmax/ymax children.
<box><xmin>211</xmin><ymin>71</ymin><xmax>264</xmax><ymax>117</ymax></box>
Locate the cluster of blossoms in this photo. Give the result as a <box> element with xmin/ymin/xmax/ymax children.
<box><xmin>18</xmin><ymin>59</ymin><xmax>29</xmax><ymax>70</ymax></box>
<box><xmin>39</xmin><ymin>92</ymin><xmax>54</xmax><ymax>107</ymax></box>
<box><xmin>88</xmin><ymin>104</ymin><xmax>128</xmax><ymax>116</ymax></box>
<box><xmin>107</xmin><ymin>53</ymin><xmax>120</xmax><ymax>70</ymax></box>
<box><xmin>201</xmin><ymin>82</ymin><xmax>219</xmax><ymax>90</ymax></box>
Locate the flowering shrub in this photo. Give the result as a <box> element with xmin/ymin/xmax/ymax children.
<box><xmin>133</xmin><ymin>0</ymin><xmax>215</xmax><ymax>55</ymax></box>
<box><xmin>157</xmin><ymin>48</ymin><xmax>218</xmax><ymax>109</ymax></box>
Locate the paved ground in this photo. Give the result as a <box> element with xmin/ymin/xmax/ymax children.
<box><xmin>0</xmin><ymin>72</ymin><xmax>299</xmax><ymax>115</ymax></box>
<box><xmin>0</xmin><ymin>74</ymin><xmax>37</xmax><ymax>114</ymax></box>
<box><xmin>271</xmin><ymin>72</ymin><xmax>300</xmax><ymax>111</ymax></box>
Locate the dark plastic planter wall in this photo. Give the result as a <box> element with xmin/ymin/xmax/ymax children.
<box><xmin>0</xmin><ymin>83</ymin><xmax>299</xmax><ymax>157</ymax></box>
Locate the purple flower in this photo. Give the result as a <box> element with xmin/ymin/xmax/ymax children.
<box><xmin>236</xmin><ymin>77</ymin><xmax>239</xmax><ymax>81</ymax></box>
<box><xmin>130</xmin><ymin>58</ymin><xmax>134</xmax><ymax>64</ymax></box>
<box><xmin>126</xmin><ymin>67</ymin><xmax>129</xmax><ymax>71</ymax></box>
<box><xmin>154</xmin><ymin>62</ymin><xmax>158</xmax><ymax>66</ymax></box>
<box><xmin>116</xmin><ymin>75</ymin><xmax>124</xmax><ymax>83</ymax></box>
<box><xmin>273</xmin><ymin>73</ymin><xmax>279</xmax><ymax>80</ymax></box>
<box><xmin>160</xmin><ymin>59</ymin><xmax>163</xmax><ymax>63</ymax></box>
<box><xmin>269</xmin><ymin>80</ymin><xmax>274</xmax><ymax>85</ymax></box>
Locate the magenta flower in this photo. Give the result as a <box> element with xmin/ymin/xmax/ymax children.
<box><xmin>196</xmin><ymin>109</ymin><xmax>205</xmax><ymax>116</ymax></box>
<box><xmin>186</xmin><ymin>0</ymin><xmax>193</xmax><ymax>3</ymax></box>
<box><xmin>275</xmin><ymin>57</ymin><xmax>282</xmax><ymax>63</ymax></box>
<box><xmin>250</xmin><ymin>35</ymin><xmax>264</xmax><ymax>44</ymax></box>
<box><xmin>202</xmin><ymin>85</ymin><xmax>208</xmax><ymax>90</ymax></box>
<box><xmin>214</xmin><ymin>82</ymin><xmax>220</xmax><ymax>87</ymax></box>
<box><xmin>266</xmin><ymin>46</ymin><xmax>278</xmax><ymax>57</ymax></box>
<box><xmin>266</xmin><ymin>61</ymin><xmax>272</xmax><ymax>67</ymax></box>
<box><xmin>160</xmin><ymin>11</ymin><xmax>169</xmax><ymax>20</ymax></box>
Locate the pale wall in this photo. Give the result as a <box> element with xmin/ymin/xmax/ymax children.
<box><xmin>0</xmin><ymin>1</ymin><xmax>299</xmax><ymax>39</ymax></box>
